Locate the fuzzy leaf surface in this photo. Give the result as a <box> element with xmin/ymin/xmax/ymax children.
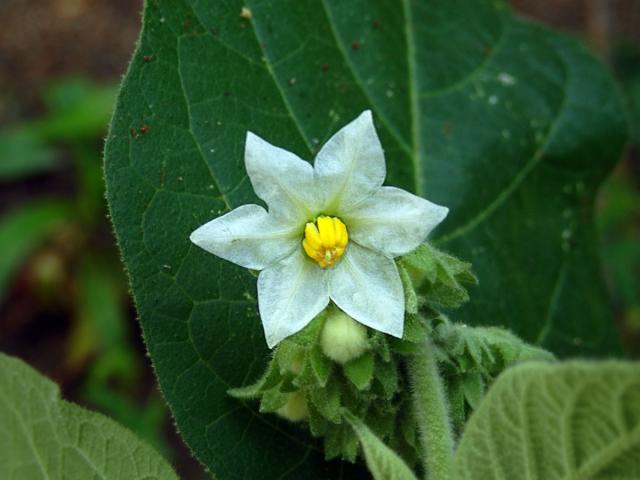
<box><xmin>453</xmin><ymin>361</ymin><xmax>640</xmax><ymax>480</ymax></box>
<box><xmin>0</xmin><ymin>353</ymin><xmax>177</xmax><ymax>480</ymax></box>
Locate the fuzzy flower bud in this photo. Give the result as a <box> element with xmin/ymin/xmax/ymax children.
<box><xmin>320</xmin><ymin>310</ymin><xmax>368</xmax><ymax>364</ymax></box>
<box><xmin>275</xmin><ymin>391</ymin><xmax>308</xmax><ymax>422</ymax></box>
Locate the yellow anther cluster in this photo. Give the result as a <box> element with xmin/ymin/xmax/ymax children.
<box><xmin>303</xmin><ymin>216</ymin><xmax>348</xmax><ymax>268</ymax></box>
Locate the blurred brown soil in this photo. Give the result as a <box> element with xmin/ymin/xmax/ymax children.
<box><xmin>0</xmin><ymin>0</ymin><xmax>141</xmax><ymax>123</ymax></box>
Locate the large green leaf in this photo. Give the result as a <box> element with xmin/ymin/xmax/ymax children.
<box><xmin>453</xmin><ymin>361</ymin><xmax>640</xmax><ymax>479</ymax></box>
<box><xmin>104</xmin><ymin>0</ymin><xmax>626</xmax><ymax>477</ymax></box>
<box><xmin>0</xmin><ymin>352</ymin><xmax>177</xmax><ymax>479</ymax></box>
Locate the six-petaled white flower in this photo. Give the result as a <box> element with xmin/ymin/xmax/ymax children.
<box><xmin>190</xmin><ymin>111</ymin><xmax>448</xmax><ymax>347</ymax></box>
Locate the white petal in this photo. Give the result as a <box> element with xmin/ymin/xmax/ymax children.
<box><xmin>343</xmin><ymin>187</ymin><xmax>449</xmax><ymax>258</ymax></box>
<box><xmin>258</xmin><ymin>249</ymin><xmax>330</xmax><ymax>348</ymax></box>
<box><xmin>328</xmin><ymin>243</ymin><xmax>404</xmax><ymax>338</ymax></box>
<box><xmin>245</xmin><ymin>132</ymin><xmax>321</xmax><ymax>223</ymax></box>
<box><xmin>314</xmin><ymin>110</ymin><xmax>385</xmax><ymax>212</ymax></box>
<box><xmin>190</xmin><ymin>204</ymin><xmax>298</xmax><ymax>270</ymax></box>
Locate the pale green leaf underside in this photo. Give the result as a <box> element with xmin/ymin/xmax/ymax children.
<box><xmin>0</xmin><ymin>353</ymin><xmax>178</xmax><ymax>480</ymax></box>
<box><xmin>453</xmin><ymin>361</ymin><xmax>640</xmax><ymax>480</ymax></box>
<box><xmin>104</xmin><ymin>0</ymin><xmax>626</xmax><ymax>478</ymax></box>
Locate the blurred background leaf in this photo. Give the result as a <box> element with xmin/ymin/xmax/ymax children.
<box><xmin>0</xmin><ymin>129</ymin><xmax>57</xmax><ymax>181</ymax></box>
<box><xmin>0</xmin><ymin>79</ymin><xmax>116</xmax><ymax>181</ymax></box>
<box><xmin>0</xmin><ymin>201</ymin><xmax>72</xmax><ymax>303</ymax></box>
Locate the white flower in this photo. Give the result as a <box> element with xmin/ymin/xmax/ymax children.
<box><xmin>190</xmin><ymin>111</ymin><xmax>448</xmax><ymax>348</ymax></box>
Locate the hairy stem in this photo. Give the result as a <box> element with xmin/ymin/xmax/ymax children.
<box><xmin>408</xmin><ymin>340</ymin><xmax>454</xmax><ymax>480</ymax></box>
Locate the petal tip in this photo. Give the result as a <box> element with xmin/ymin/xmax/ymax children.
<box><xmin>245</xmin><ymin>131</ymin><xmax>262</xmax><ymax>150</ymax></box>
<box><xmin>437</xmin><ymin>205</ymin><xmax>450</xmax><ymax>222</ymax></box>
<box><xmin>189</xmin><ymin>226</ymin><xmax>204</xmax><ymax>246</ymax></box>
<box><xmin>355</xmin><ymin>109</ymin><xmax>374</xmax><ymax>128</ymax></box>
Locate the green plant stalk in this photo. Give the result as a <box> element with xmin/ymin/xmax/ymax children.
<box><xmin>408</xmin><ymin>340</ymin><xmax>454</xmax><ymax>480</ymax></box>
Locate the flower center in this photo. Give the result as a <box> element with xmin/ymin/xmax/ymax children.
<box><xmin>302</xmin><ymin>216</ymin><xmax>348</xmax><ymax>268</ymax></box>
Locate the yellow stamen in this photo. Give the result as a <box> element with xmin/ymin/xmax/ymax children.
<box><xmin>303</xmin><ymin>216</ymin><xmax>348</xmax><ymax>268</ymax></box>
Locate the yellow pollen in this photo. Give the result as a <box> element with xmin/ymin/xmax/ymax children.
<box><xmin>302</xmin><ymin>216</ymin><xmax>348</xmax><ymax>268</ymax></box>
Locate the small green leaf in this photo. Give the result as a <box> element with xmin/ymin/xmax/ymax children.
<box><xmin>344</xmin><ymin>351</ymin><xmax>375</xmax><ymax>390</ymax></box>
<box><xmin>344</xmin><ymin>410</ymin><xmax>419</xmax><ymax>480</ymax></box>
<box><xmin>0</xmin><ymin>353</ymin><xmax>177</xmax><ymax>480</ymax></box>
<box><xmin>453</xmin><ymin>361</ymin><xmax>640</xmax><ymax>480</ymax></box>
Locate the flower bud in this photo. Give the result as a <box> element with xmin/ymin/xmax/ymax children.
<box><xmin>275</xmin><ymin>391</ymin><xmax>308</xmax><ymax>422</ymax></box>
<box><xmin>320</xmin><ymin>310</ymin><xmax>368</xmax><ymax>364</ymax></box>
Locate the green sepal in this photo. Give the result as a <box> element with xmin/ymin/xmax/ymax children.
<box><xmin>227</xmin><ymin>355</ymin><xmax>281</xmax><ymax>400</ymax></box>
<box><xmin>373</xmin><ymin>357</ymin><xmax>399</xmax><ymax>400</ymax></box>
<box><xmin>389</xmin><ymin>401</ymin><xmax>420</xmax><ymax>468</ymax></box>
<box><xmin>259</xmin><ymin>386</ymin><xmax>289</xmax><ymax>413</ymax></box>
<box><xmin>309</xmin><ymin>344</ymin><xmax>332</xmax><ymax>387</ymax></box>
<box><xmin>446</xmin><ymin>377</ymin><xmax>466</xmax><ymax>436</ymax></box>
<box><xmin>308</xmin><ymin>379</ymin><xmax>341</xmax><ymax>424</ymax></box>
<box><xmin>365</xmin><ymin>402</ymin><xmax>397</xmax><ymax>440</ymax></box>
<box><xmin>324</xmin><ymin>422</ymin><xmax>359</xmax><ymax>462</ymax></box>
<box><xmin>461</xmin><ymin>371</ymin><xmax>485</xmax><ymax>410</ymax></box>
<box><xmin>402</xmin><ymin>242</ymin><xmax>439</xmax><ymax>284</ymax></box>
<box><xmin>369</xmin><ymin>332</ymin><xmax>392</xmax><ymax>362</ymax></box>
<box><xmin>398</xmin><ymin>262</ymin><xmax>418</xmax><ymax>315</ymax></box>
<box><xmin>292</xmin><ymin>360</ymin><xmax>317</xmax><ymax>389</ymax></box>
<box><xmin>401</xmin><ymin>243</ymin><xmax>477</xmax><ymax>310</ymax></box>
<box><xmin>388</xmin><ymin>314</ymin><xmax>430</xmax><ymax>356</ymax></box>
<box><xmin>305</xmin><ymin>395</ymin><xmax>329</xmax><ymax>437</ymax></box>
<box><xmin>275</xmin><ymin>341</ymin><xmax>307</xmax><ymax>375</ymax></box>
<box><xmin>398</xmin><ymin>405</ymin><xmax>418</xmax><ymax>450</ymax></box>
<box><xmin>402</xmin><ymin>314</ymin><xmax>429</xmax><ymax>344</ymax></box>
<box><xmin>287</xmin><ymin>312</ymin><xmax>326</xmax><ymax>346</ymax></box>
<box><xmin>343</xmin><ymin>351</ymin><xmax>375</xmax><ymax>390</ymax></box>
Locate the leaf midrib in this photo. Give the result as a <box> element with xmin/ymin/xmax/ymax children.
<box><xmin>400</xmin><ymin>0</ymin><xmax>422</xmax><ymax>197</ymax></box>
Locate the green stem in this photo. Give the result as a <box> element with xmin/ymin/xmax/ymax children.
<box><xmin>408</xmin><ymin>340</ymin><xmax>455</xmax><ymax>480</ymax></box>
